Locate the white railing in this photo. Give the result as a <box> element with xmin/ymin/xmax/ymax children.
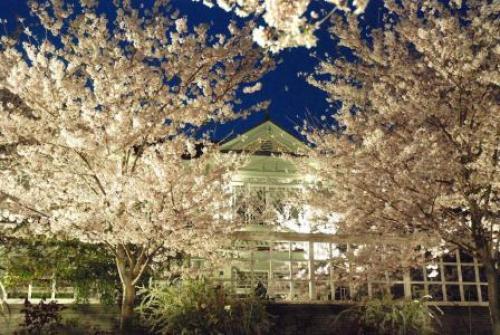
<box><xmin>1</xmin><ymin>231</ymin><xmax>489</xmax><ymax>307</ymax></box>
<box><xmin>1</xmin><ymin>279</ymin><xmax>100</xmax><ymax>305</ymax></box>
<box><xmin>221</xmin><ymin>231</ymin><xmax>489</xmax><ymax>306</ymax></box>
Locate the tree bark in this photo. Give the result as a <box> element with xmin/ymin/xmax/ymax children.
<box><xmin>114</xmin><ymin>245</ymin><xmax>152</xmax><ymax>332</ymax></box>
<box><xmin>120</xmin><ymin>278</ymin><xmax>136</xmax><ymax>331</ymax></box>
<box><xmin>469</xmin><ymin>208</ymin><xmax>499</xmax><ymax>334</ymax></box>
<box><xmin>484</xmin><ymin>260</ymin><xmax>500</xmax><ymax>335</ymax></box>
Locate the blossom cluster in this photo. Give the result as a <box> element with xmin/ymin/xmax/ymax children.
<box><xmin>303</xmin><ymin>0</ymin><xmax>499</xmax><ymax>273</ymax></box>
<box><xmin>0</xmin><ymin>1</ymin><xmax>272</xmax><ymax>267</ymax></box>
<box><xmin>199</xmin><ymin>0</ymin><xmax>370</xmax><ymax>52</ymax></box>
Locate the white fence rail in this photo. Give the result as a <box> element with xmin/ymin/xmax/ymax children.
<box><xmin>1</xmin><ymin>231</ymin><xmax>489</xmax><ymax>307</ymax></box>
<box><xmin>220</xmin><ymin>231</ymin><xmax>489</xmax><ymax>306</ymax></box>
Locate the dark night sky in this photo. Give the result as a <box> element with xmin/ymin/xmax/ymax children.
<box><xmin>0</xmin><ymin>0</ymin><xmax>383</xmax><ymax>141</ymax></box>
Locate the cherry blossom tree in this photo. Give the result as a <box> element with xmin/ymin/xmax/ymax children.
<box><xmin>198</xmin><ymin>0</ymin><xmax>370</xmax><ymax>52</ymax></box>
<box><xmin>0</xmin><ymin>0</ymin><xmax>273</xmax><ymax>327</ymax></box>
<box><xmin>307</xmin><ymin>0</ymin><xmax>499</xmax><ymax>331</ymax></box>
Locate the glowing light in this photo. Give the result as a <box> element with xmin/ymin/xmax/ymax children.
<box><xmin>427</xmin><ymin>269</ymin><xmax>439</xmax><ymax>278</ymax></box>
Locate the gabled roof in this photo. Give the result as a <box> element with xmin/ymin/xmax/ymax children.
<box><xmin>220</xmin><ymin>120</ymin><xmax>309</xmax><ymax>155</ymax></box>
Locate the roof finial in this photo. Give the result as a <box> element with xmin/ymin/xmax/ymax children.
<box><xmin>264</xmin><ymin>109</ymin><xmax>271</xmax><ymax>121</ymax></box>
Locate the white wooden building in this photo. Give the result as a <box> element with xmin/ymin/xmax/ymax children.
<box><xmin>211</xmin><ymin>120</ymin><xmax>489</xmax><ymax>307</ymax></box>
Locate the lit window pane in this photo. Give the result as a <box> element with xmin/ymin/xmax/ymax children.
<box><xmin>314</xmin><ymin>242</ymin><xmax>330</xmax><ymax>260</ymax></box>
<box><xmin>291</xmin><ymin>261</ymin><xmax>309</xmax><ymax>280</ymax></box>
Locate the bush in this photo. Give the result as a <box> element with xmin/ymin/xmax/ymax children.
<box><xmin>14</xmin><ymin>300</ymin><xmax>118</xmax><ymax>335</ymax></box>
<box><xmin>17</xmin><ymin>298</ymin><xmax>65</xmax><ymax>334</ymax></box>
<box><xmin>1</xmin><ymin>238</ymin><xmax>120</xmax><ymax>306</ymax></box>
<box><xmin>136</xmin><ymin>278</ymin><xmax>272</xmax><ymax>335</ymax></box>
<box><xmin>333</xmin><ymin>295</ymin><xmax>442</xmax><ymax>335</ymax></box>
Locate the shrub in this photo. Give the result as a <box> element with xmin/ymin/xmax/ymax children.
<box><xmin>333</xmin><ymin>295</ymin><xmax>442</xmax><ymax>335</ymax></box>
<box><xmin>17</xmin><ymin>298</ymin><xmax>65</xmax><ymax>334</ymax></box>
<box><xmin>16</xmin><ymin>302</ymin><xmax>118</xmax><ymax>335</ymax></box>
<box><xmin>1</xmin><ymin>238</ymin><xmax>120</xmax><ymax>306</ymax></box>
<box><xmin>136</xmin><ymin>278</ymin><xmax>272</xmax><ymax>335</ymax></box>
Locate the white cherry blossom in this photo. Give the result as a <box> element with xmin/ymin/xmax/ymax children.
<box><xmin>0</xmin><ymin>0</ymin><xmax>272</xmax><ymax>326</ymax></box>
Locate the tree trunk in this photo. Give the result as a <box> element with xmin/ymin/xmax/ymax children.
<box><xmin>120</xmin><ymin>278</ymin><xmax>136</xmax><ymax>331</ymax></box>
<box><xmin>469</xmin><ymin>208</ymin><xmax>499</xmax><ymax>334</ymax></box>
<box><xmin>114</xmin><ymin>245</ymin><xmax>152</xmax><ymax>332</ymax></box>
<box><xmin>485</xmin><ymin>261</ymin><xmax>500</xmax><ymax>335</ymax></box>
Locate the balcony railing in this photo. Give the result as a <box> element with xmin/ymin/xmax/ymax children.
<box><xmin>213</xmin><ymin>231</ymin><xmax>489</xmax><ymax>306</ymax></box>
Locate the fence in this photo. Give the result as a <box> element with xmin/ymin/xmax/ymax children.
<box><xmin>218</xmin><ymin>231</ymin><xmax>489</xmax><ymax>306</ymax></box>
<box><xmin>1</xmin><ymin>231</ymin><xmax>489</xmax><ymax>307</ymax></box>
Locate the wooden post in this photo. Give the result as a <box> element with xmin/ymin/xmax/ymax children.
<box><xmin>51</xmin><ymin>279</ymin><xmax>56</xmax><ymax>300</ymax></box>
<box><xmin>421</xmin><ymin>251</ymin><xmax>429</xmax><ymax>297</ymax></box>
<box><xmin>308</xmin><ymin>241</ymin><xmax>316</xmax><ymax>300</ymax></box>
<box><xmin>474</xmin><ymin>256</ymin><xmax>482</xmax><ymax>303</ymax></box>
<box><xmin>403</xmin><ymin>268</ymin><xmax>412</xmax><ymax>299</ymax></box>
<box><xmin>329</xmin><ymin>243</ymin><xmax>335</xmax><ymax>301</ymax></box>
<box><xmin>456</xmin><ymin>249</ymin><xmax>465</xmax><ymax>302</ymax></box>
<box><xmin>440</xmin><ymin>256</ymin><xmax>447</xmax><ymax>302</ymax></box>
<box><xmin>289</xmin><ymin>241</ymin><xmax>294</xmax><ymax>299</ymax></box>
<box><xmin>250</xmin><ymin>248</ymin><xmax>255</xmax><ymax>291</ymax></box>
<box><xmin>268</xmin><ymin>243</ymin><xmax>273</xmax><ymax>297</ymax></box>
<box><xmin>348</xmin><ymin>244</ymin><xmax>355</xmax><ymax>299</ymax></box>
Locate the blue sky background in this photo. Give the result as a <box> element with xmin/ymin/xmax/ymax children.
<box><xmin>0</xmin><ymin>0</ymin><xmax>383</xmax><ymax>141</ymax></box>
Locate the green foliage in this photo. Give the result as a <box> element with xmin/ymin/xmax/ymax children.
<box><xmin>0</xmin><ymin>238</ymin><xmax>119</xmax><ymax>305</ymax></box>
<box><xmin>333</xmin><ymin>295</ymin><xmax>443</xmax><ymax>335</ymax></box>
<box><xmin>136</xmin><ymin>278</ymin><xmax>272</xmax><ymax>335</ymax></box>
<box><xmin>17</xmin><ymin>298</ymin><xmax>65</xmax><ymax>334</ymax></box>
<box><xmin>15</xmin><ymin>302</ymin><xmax>116</xmax><ymax>335</ymax></box>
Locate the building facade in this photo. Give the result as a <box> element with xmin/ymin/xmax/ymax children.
<box><xmin>213</xmin><ymin>120</ymin><xmax>489</xmax><ymax>307</ymax></box>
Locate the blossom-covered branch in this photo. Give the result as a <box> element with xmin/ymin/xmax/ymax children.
<box><xmin>0</xmin><ymin>0</ymin><xmax>273</xmax><ymax>326</ymax></box>
<box><xmin>306</xmin><ymin>0</ymin><xmax>499</xmax><ymax>329</ymax></box>
<box><xmin>198</xmin><ymin>0</ymin><xmax>370</xmax><ymax>52</ymax></box>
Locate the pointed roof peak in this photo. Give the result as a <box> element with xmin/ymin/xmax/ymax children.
<box><xmin>220</xmin><ymin>118</ymin><xmax>308</xmax><ymax>155</ymax></box>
